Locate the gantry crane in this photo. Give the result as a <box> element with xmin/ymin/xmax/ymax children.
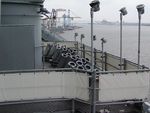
<box><xmin>42</xmin><ymin>8</ymin><xmax>81</xmax><ymax>29</ymax></box>
<box><xmin>62</xmin><ymin>9</ymin><xmax>81</xmax><ymax>28</ymax></box>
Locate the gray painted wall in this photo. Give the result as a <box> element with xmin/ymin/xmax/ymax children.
<box><xmin>1</xmin><ymin>1</ymin><xmax>43</xmax><ymax>70</ymax></box>
<box><xmin>0</xmin><ymin>25</ymin><xmax>35</xmax><ymax>71</ymax></box>
<box><xmin>1</xmin><ymin>0</ymin><xmax>44</xmax><ymax>3</ymax></box>
<box><xmin>0</xmin><ymin>0</ymin><xmax>1</xmax><ymax>24</ymax></box>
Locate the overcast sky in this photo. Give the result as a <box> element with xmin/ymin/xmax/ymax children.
<box><xmin>44</xmin><ymin>0</ymin><xmax>150</xmax><ymax>23</ymax></box>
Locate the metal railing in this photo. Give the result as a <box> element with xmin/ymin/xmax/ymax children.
<box><xmin>0</xmin><ymin>63</ymin><xmax>150</xmax><ymax>104</ymax></box>
<box><xmin>42</xmin><ymin>41</ymin><xmax>149</xmax><ymax>71</ymax></box>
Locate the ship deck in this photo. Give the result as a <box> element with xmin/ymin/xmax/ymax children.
<box><xmin>0</xmin><ymin>41</ymin><xmax>149</xmax><ymax>113</ymax></box>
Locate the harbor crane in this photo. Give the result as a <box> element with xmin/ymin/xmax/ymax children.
<box><xmin>42</xmin><ymin>9</ymin><xmax>81</xmax><ymax>29</ymax></box>
<box><xmin>62</xmin><ymin>9</ymin><xmax>81</xmax><ymax>28</ymax></box>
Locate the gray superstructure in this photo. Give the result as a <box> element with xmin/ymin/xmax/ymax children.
<box><xmin>0</xmin><ymin>0</ymin><xmax>44</xmax><ymax>70</ymax></box>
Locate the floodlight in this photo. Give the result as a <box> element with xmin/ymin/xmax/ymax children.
<box><xmin>119</xmin><ymin>7</ymin><xmax>127</xmax><ymax>16</ymax></box>
<box><xmin>89</xmin><ymin>0</ymin><xmax>100</xmax><ymax>12</ymax></box>
<box><xmin>101</xmin><ymin>38</ymin><xmax>106</xmax><ymax>43</ymax></box>
<box><xmin>119</xmin><ymin>7</ymin><xmax>127</xmax><ymax>70</ymax></box>
<box><xmin>136</xmin><ymin>4</ymin><xmax>145</xmax><ymax>69</ymax></box>
<box><xmin>89</xmin><ymin>1</ymin><xmax>100</xmax><ymax>112</ymax></box>
<box><xmin>81</xmin><ymin>34</ymin><xmax>85</xmax><ymax>39</ymax></box>
<box><xmin>75</xmin><ymin>33</ymin><xmax>78</xmax><ymax>37</ymax></box>
<box><xmin>93</xmin><ymin>35</ymin><xmax>96</xmax><ymax>41</ymax></box>
<box><xmin>136</xmin><ymin>4</ymin><xmax>145</xmax><ymax>14</ymax></box>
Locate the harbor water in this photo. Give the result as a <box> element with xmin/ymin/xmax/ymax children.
<box><xmin>61</xmin><ymin>24</ymin><xmax>150</xmax><ymax>67</ymax></box>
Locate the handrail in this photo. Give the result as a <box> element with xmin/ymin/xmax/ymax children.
<box><xmin>1</xmin><ymin>68</ymin><xmax>150</xmax><ymax>75</ymax></box>
<box><xmin>98</xmin><ymin>69</ymin><xmax>150</xmax><ymax>75</ymax></box>
<box><xmin>0</xmin><ymin>68</ymin><xmax>91</xmax><ymax>74</ymax></box>
<box><xmin>44</xmin><ymin>41</ymin><xmax>149</xmax><ymax>70</ymax></box>
<box><xmin>96</xmin><ymin>100</ymin><xmax>143</xmax><ymax>106</ymax></box>
<box><xmin>1</xmin><ymin>41</ymin><xmax>149</xmax><ymax>74</ymax></box>
<box><xmin>0</xmin><ymin>98</ymin><xmax>71</xmax><ymax>106</ymax></box>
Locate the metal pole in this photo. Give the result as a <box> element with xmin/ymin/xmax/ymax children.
<box><xmin>74</xmin><ymin>33</ymin><xmax>78</xmax><ymax>53</ymax></box>
<box><xmin>81</xmin><ymin>37</ymin><xmax>83</xmax><ymax>57</ymax></box>
<box><xmin>72</xmin><ymin>99</ymin><xmax>75</xmax><ymax>113</ymax></box>
<box><xmin>83</xmin><ymin>44</ymin><xmax>85</xmax><ymax>58</ymax></box>
<box><xmin>74</xmin><ymin>35</ymin><xmax>77</xmax><ymax>52</ymax></box>
<box><xmin>102</xmin><ymin>41</ymin><xmax>104</xmax><ymax>71</ymax></box>
<box><xmin>0</xmin><ymin>0</ymin><xmax>1</xmax><ymax>25</ymax></box>
<box><xmin>90</xmin><ymin>8</ymin><xmax>96</xmax><ymax>113</ymax></box>
<box><xmin>120</xmin><ymin>13</ymin><xmax>123</xmax><ymax>70</ymax></box>
<box><xmin>74</xmin><ymin>35</ymin><xmax>77</xmax><ymax>42</ymax></box>
<box><xmin>42</xmin><ymin>45</ymin><xmax>45</xmax><ymax>69</ymax></box>
<box><xmin>138</xmin><ymin>12</ymin><xmax>141</xmax><ymax>69</ymax></box>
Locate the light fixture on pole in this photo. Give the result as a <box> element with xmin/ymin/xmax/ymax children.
<box><xmin>74</xmin><ymin>33</ymin><xmax>78</xmax><ymax>42</ymax></box>
<box><xmin>119</xmin><ymin>7</ymin><xmax>127</xmax><ymax>70</ymax></box>
<box><xmin>101</xmin><ymin>38</ymin><xmax>107</xmax><ymax>71</ymax></box>
<box><xmin>93</xmin><ymin>35</ymin><xmax>96</xmax><ymax>41</ymax></box>
<box><xmin>136</xmin><ymin>4</ymin><xmax>145</xmax><ymax>69</ymax></box>
<box><xmin>89</xmin><ymin>0</ymin><xmax>100</xmax><ymax>113</ymax></box>
<box><xmin>80</xmin><ymin>34</ymin><xmax>85</xmax><ymax>57</ymax></box>
<box><xmin>74</xmin><ymin>32</ymin><xmax>79</xmax><ymax>52</ymax></box>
